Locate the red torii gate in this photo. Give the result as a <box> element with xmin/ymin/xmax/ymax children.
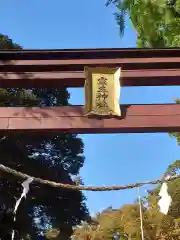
<box><xmin>0</xmin><ymin>47</ymin><xmax>180</xmax><ymax>134</ymax></box>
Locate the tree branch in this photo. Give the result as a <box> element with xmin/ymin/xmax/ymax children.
<box><xmin>0</xmin><ymin>164</ymin><xmax>179</xmax><ymax>191</ymax></box>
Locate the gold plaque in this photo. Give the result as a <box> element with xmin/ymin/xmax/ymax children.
<box><xmin>84</xmin><ymin>67</ymin><xmax>121</xmax><ymax>116</ymax></box>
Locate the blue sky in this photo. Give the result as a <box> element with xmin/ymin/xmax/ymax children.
<box><xmin>1</xmin><ymin>0</ymin><xmax>180</xmax><ymax>215</ymax></box>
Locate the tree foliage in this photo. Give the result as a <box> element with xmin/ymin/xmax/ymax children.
<box><xmin>106</xmin><ymin>0</ymin><xmax>180</xmax><ymax>47</ymax></box>
<box><xmin>0</xmin><ymin>34</ymin><xmax>89</xmax><ymax>239</ymax></box>
<box><xmin>72</xmin><ymin>161</ymin><xmax>180</xmax><ymax>239</ymax></box>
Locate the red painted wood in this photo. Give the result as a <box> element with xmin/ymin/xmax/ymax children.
<box><xmin>0</xmin><ymin>69</ymin><xmax>180</xmax><ymax>87</ymax></box>
<box><xmin>0</xmin><ymin>104</ymin><xmax>179</xmax><ymax>134</ymax></box>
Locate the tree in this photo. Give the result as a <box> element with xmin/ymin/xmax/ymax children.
<box><xmin>0</xmin><ymin>34</ymin><xmax>89</xmax><ymax>239</ymax></box>
<box><xmin>73</xmin><ymin>207</ymin><xmax>128</xmax><ymax>239</ymax></box>
<box><xmin>73</xmin><ymin>160</ymin><xmax>180</xmax><ymax>239</ymax></box>
<box><xmin>106</xmin><ymin>0</ymin><xmax>180</xmax><ymax>47</ymax></box>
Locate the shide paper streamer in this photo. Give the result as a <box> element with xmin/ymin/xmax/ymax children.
<box><xmin>11</xmin><ymin>177</ymin><xmax>34</xmax><ymax>240</ymax></box>
<box><xmin>158</xmin><ymin>176</ymin><xmax>172</xmax><ymax>215</ymax></box>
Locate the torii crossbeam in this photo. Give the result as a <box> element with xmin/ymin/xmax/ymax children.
<box><xmin>0</xmin><ymin>48</ymin><xmax>180</xmax><ymax>134</ymax></box>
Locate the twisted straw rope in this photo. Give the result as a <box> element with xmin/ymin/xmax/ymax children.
<box><xmin>0</xmin><ymin>164</ymin><xmax>179</xmax><ymax>191</ymax></box>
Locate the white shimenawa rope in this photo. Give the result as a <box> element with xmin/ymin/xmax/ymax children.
<box><xmin>11</xmin><ymin>177</ymin><xmax>33</xmax><ymax>240</ymax></box>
